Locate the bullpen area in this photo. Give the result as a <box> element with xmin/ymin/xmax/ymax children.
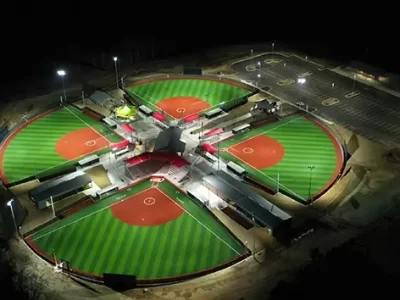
<box><xmin>24</xmin><ymin>178</ymin><xmax>247</xmax><ymax>283</ymax></box>
<box><xmin>0</xmin><ymin>106</ymin><xmax>123</xmax><ymax>185</ymax></box>
<box><xmin>216</xmin><ymin>116</ymin><xmax>344</xmax><ymax>202</ymax></box>
<box><xmin>125</xmin><ymin>77</ymin><xmax>252</xmax><ymax>119</ymax></box>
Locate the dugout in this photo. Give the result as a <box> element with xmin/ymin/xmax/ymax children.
<box><xmin>202</xmin><ymin>170</ymin><xmax>292</xmax><ymax>237</ymax></box>
<box><xmin>29</xmin><ymin>170</ymin><xmax>92</xmax><ymax>209</ymax></box>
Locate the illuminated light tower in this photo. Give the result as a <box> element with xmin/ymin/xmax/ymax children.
<box><xmin>113</xmin><ymin>57</ymin><xmax>119</xmax><ymax>89</ymax></box>
<box><xmin>7</xmin><ymin>199</ymin><xmax>18</xmax><ymax>235</ymax></box>
<box><xmin>57</xmin><ymin>70</ymin><xmax>67</xmax><ymax>102</ymax></box>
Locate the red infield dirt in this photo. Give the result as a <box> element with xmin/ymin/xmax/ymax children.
<box><xmin>55</xmin><ymin>127</ymin><xmax>110</xmax><ymax>160</ymax></box>
<box><xmin>110</xmin><ymin>188</ymin><xmax>184</xmax><ymax>226</ymax></box>
<box><xmin>227</xmin><ymin>135</ymin><xmax>285</xmax><ymax>169</ymax></box>
<box><xmin>156</xmin><ymin>96</ymin><xmax>211</xmax><ymax>119</ymax></box>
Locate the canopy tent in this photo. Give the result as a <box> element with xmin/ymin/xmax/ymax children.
<box><xmin>120</xmin><ymin>123</ymin><xmax>135</xmax><ymax>134</ymax></box>
<box><xmin>201</xmin><ymin>143</ymin><xmax>217</xmax><ymax>154</ymax></box>
<box><xmin>115</xmin><ymin>105</ymin><xmax>137</xmax><ymax>119</ymax></box>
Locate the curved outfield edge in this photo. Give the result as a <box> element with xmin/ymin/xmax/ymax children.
<box><xmin>23</xmin><ymin>176</ymin><xmax>250</xmax><ymax>286</ymax></box>
<box><xmin>126</xmin><ymin>75</ymin><xmax>254</xmax><ymax>91</ymax></box>
<box><xmin>0</xmin><ymin>108</ymin><xmax>62</xmax><ymax>185</ymax></box>
<box><xmin>209</xmin><ymin>116</ymin><xmax>345</xmax><ymax>203</ymax></box>
<box><xmin>305</xmin><ymin>117</ymin><xmax>345</xmax><ymax>201</ymax></box>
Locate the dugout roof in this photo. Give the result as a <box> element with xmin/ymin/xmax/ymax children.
<box><xmin>29</xmin><ymin>170</ymin><xmax>91</xmax><ymax>203</ymax></box>
<box><xmin>203</xmin><ymin>170</ymin><xmax>291</xmax><ymax>230</ymax></box>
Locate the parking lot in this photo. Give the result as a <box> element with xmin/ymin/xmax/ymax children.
<box><xmin>231</xmin><ymin>54</ymin><xmax>400</xmax><ymax>149</ymax></box>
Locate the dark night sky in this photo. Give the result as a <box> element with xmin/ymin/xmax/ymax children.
<box><xmin>3</xmin><ymin>7</ymin><xmax>400</xmax><ymax>89</ymax></box>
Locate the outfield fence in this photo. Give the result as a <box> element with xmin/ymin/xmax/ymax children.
<box><xmin>123</xmin><ymin>74</ymin><xmax>256</xmax><ymax>120</ymax></box>
<box><xmin>0</xmin><ymin>102</ymin><xmax>116</xmax><ymax>188</ymax></box>
<box><xmin>22</xmin><ymin>176</ymin><xmax>249</xmax><ymax>286</ymax></box>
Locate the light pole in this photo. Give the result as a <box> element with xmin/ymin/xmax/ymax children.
<box><xmin>7</xmin><ymin>199</ymin><xmax>18</xmax><ymax>235</ymax></box>
<box><xmin>113</xmin><ymin>57</ymin><xmax>119</xmax><ymax>89</ymax></box>
<box><xmin>352</xmin><ymin>74</ymin><xmax>356</xmax><ymax>91</ymax></box>
<box><xmin>272</xmin><ymin>42</ymin><xmax>275</xmax><ymax>58</ymax></box>
<box><xmin>50</xmin><ymin>196</ymin><xmax>55</xmax><ymax>217</ymax></box>
<box><xmin>308</xmin><ymin>165</ymin><xmax>315</xmax><ymax>202</ymax></box>
<box><xmin>297</xmin><ymin>78</ymin><xmax>307</xmax><ymax>111</ymax></box>
<box><xmin>217</xmin><ymin>133</ymin><xmax>221</xmax><ymax>170</ymax></box>
<box><xmin>57</xmin><ymin>70</ymin><xmax>67</xmax><ymax>102</ymax></box>
<box><xmin>252</xmin><ymin>214</ymin><xmax>256</xmax><ymax>256</ymax></box>
<box><xmin>257</xmin><ymin>73</ymin><xmax>261</xmax><ymax>86</ymax></box>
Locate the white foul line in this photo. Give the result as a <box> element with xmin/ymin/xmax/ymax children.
<box><xmin>156</xmin><ymin>187</ymin><xmax>242</xmax><ymax>255</ymax></box>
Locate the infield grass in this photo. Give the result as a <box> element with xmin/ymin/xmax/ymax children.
<box><xmin>217</xmin><ymin>116</ymin><xmax>343</xmax><ymax>202</ymax></box>
<box><xmin>126</xmin><ymin>78</ymin><xmax>250</xmax><ymax>111</ymax></box>
<box><xmin>1</xmin><ymin>106</ymin><xmax>122</xmax><ymax>184</ymax></box>
<box><xmin>26</xmin><ymin>180</ymin><xmax>245</xmax><ymax>280</ymax></box>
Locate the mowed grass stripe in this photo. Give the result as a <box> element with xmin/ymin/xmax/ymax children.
<box><xmin>29</xmin><ymin>180</ymin><xmax>245</xmax><ymax>279</ymax></box>
<box><xmin>196</xmin><ymin>228</ymin><xmax>213</xmax><ymax>272</ymax></box>
<box><xmin>122</xmin><ymin>225</ymin><xmax>150</xmax><ymax>275</ymax></box>
<box><xmin>218</xmin><ymin>117</ymin><xmax>341</xmax><ymax>201</ymax></box>
<box><xmin>106</xmin><ymin>223</ymin><xmax>131</xmax><ymax>273</ymax></box>
<box><xmin>136</xmin><ymin>224</ymin><xmax>164</xmax><ymax>278</ymax></box>
<box><xmin>158</xmin><ymin>182</ymin><xmax>243</xmax><ymax>253</ymax></box>
<box><xmin>179</xmin><ymin>214</ymin><xmax>203</xmax><ymax>276</ymax></box>
<box><xmin>61</xmin><ymin>217</ymin><xmax>94</xmax><ymax>266</ymax></box>
<box><xmin>96</xmin><ymin>219</ymin><xmax>125</xmax><ymax>274</ymax></box>
<box><xmin>72</xmin><ymin>209</ymin><xmax>104</xmax><ymax>268</ymax></box>
<box><xmin>119</xmin><ymin>225</ymin><xmax>140</xmax><ymax>274</ymax></box>
<box><xmin>173</xmin><ymin>214</ymin><xmax>197</xmax><ymax>276</ymax></box>
<box><xmin>147</xmin><ymin>215</ymin><xmax>182</xmax><ymax>279</ymax></box>
<box><xmin>2</xmin><ymin>106</ymin><xmax>122</xmax><ymax>182</ymax></box>
<box><xmin>81</xmin><ymin>210</ymin><xmax>115</xmax><ymax>273</ymax></box>
<box><xmin>92</xmin><ymin>214</ymin><xmax>123</xmax><ymax>275</ymax></box>
<box><xmin>159</xmin><ymin>215</ymin><xmax>189</xmax><ymax>277</ymax></box>
<box><xmin>127</xmin><ymin>79</ymin><xmax>250</xmax><ymax>108</ymax></box>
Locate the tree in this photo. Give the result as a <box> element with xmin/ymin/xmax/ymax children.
<box><xmin>0</xmin><ymin>248</ymin><xmax>54</xmax><ymax>299</ymax></box>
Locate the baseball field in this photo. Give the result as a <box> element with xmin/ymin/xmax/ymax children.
<box><xmin>217</xmin><ymin>116</ymin><xmax>344</xmax><ymax>202</ymax></box>
<box><xmin>0</xmin><ymin>106</ymin><xmax>123</xmax><ymax>184</ymax></box>
<box><xmin>125</xmin><ymin>78</ymin><xmax>252</xmax><ymax>119</ymax></box>
<box><xmin>25</xmin><ymin>178</ymin><xmax>246</xmax><ymax>281</ymax></box>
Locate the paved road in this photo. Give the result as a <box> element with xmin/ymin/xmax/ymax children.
<box><xmin>231</xmin><ymin>54</ymin><xmax>400</xmax><ymax>149</ymax></box>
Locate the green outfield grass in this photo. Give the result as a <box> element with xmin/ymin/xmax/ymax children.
<box><xmin>0</xmin><ymin>106</ymin><xmax>122</xmax><ymax>184</ymax></box>
<box><xmin>26</xmin><ymin>180</ymin><xmax>245</xmax><ymax>280</ymax></box>
<box><xmin>126</xmin><ymin>78</ymin><xmax>250</xmax><ymax>111</ymax></box>
<box><xmin>217</xmin><ymin>116</ymin><xmax>343</xmax><ymax>202</ymax></box>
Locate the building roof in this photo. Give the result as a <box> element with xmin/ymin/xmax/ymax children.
<box><xmin>89</xmin><ymin>90</ymin><xmax>115</xmax><ymax>106</ymax></box>
<box><xmin>202</xmin><ymin>170</ymin><xmax>291</xmax><ymax>230</ymax></box>
<box><xmin>29</xmin><ymin>170</ymin><xmax>91</xmax><ymax>203</ymax></box>
<box><xmin>154</xmin><ymin>126</ymin><xmax>186</xmax><ymax>153</ymax></box>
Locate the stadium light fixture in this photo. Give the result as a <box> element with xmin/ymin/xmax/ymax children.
<box><xmin>113</xmin><ymin>57</ymin><xmax>119</xmax><ymax>89</ymax></box>
<box><xmin>7</xmin><ymin>198</ymin><xmax>18</xmax><ymax>235</ymax></box>
<box><xmin>57</xmin><ymin>70</ymin><xmax>67</xmax><ymax>101</ymax></box>
<box><xmin>297</xmin><ymin>78</ymin><xmax>306</xmax><ymax>84</ymax></box>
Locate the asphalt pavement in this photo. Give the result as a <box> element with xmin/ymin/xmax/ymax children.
<box><xmin>231</xmin><ymin>53</ymin><xmax>400</xmax><ymax>149</ymax></box>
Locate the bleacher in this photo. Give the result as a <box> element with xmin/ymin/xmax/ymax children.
<box><xmin>124</xmin><ymin>153</ymin><xmax>189</xmax><ymax>182</ymax></box>
<box><xmin>155</xmin><ymin>164</ymin><xmax>189</xmax><ymax>182</ymax></box>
